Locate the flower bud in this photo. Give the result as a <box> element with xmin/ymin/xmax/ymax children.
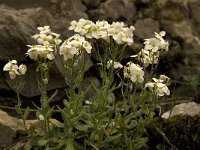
<box><xmin>43</xmin><ymin>79</ymin><xmax>48</xmax><ymax>85</ymax></box>
<box><xmin>38</xmin><ymin>114</ymin><xmax>45</xmax><ymax>121</ymax></box>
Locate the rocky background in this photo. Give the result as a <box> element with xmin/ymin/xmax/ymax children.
<box><xmin>0</xmin><ymin>0</ymin><xmax>199</xmax><ymax>114</ymax></box>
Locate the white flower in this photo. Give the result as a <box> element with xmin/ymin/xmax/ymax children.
<box><xmin>159</xmin><ymin>75</ymin><xmax>170</xmax><ymax>82</ymax></box>
<box><xmin>32</xmin><ymin>26</ymin><xmax>62</xmax><ymax>46</ymax></box>
<box><xmin>144</xmin><ymin>38</ymin><xmax>160</xmax><ymax>52</ymax></box>
<box><xmin>155</xmin><ymin>82</ymin><xmax>170</xmax><ymax>96</ymax></box>
<box><xmin>83</xmin><ymin>41</ymin><xmax>92</xmax><ymax>53</ymax></box>
<box><xmin>85</xmin><ymin>100</ymin><xmax>92</xmax><ymax>105</ymax></box>
<box><xmin>107</xmin><ymin>60</ymin><xmax>123</xmax><ymax>69</ymax></box>
<box><xmin>133</xmin><ymin>30</ymin><xmax>168</xmax><ymax>67</ymax></box>
<box><xmin>145</xmin><ymin>77</ymin><xmax>170</xmax><ymax>97</ymax></box>
<box><xmin>59</xmin><ymin>43</ymin><xmax>78</xmax><ymax>61</ymax></box>
<box><xmin>46</xmin><ymin>53</ymin><xmax>55</xmax><ymax>60</ymax></box>
<box><xmin>37</xmin><ymin>26</ymin><xmax>50</xmax><ymax>33</ymax></box>
<box><xmin>68</xmin><ymin>20</ymin><xmax>78</xmax><ymax>30</ymax></box>
<box><xmin>55</xmin><ymin>39</ymin><xmax>62</xmax><ymax>45</ymax></box>
<box><xmin>145</xmin><ymin>82</ymin><xmax>154</xmax><ymax>88</ymax></box>
<box><xmin>38</xmin><ymin>114</ymin><xmax>45</xmax><ymax>121</ymax></box>
<box><xmin>69</xmin><ymin>19</ymin><xmax>96</xmax><ymax>38</ymax></box>
<box><xmin>18</xmin><ymin>64</ymin><xmax>27</xmax><ymax>75</ymax></box>
<box><xmin>130</xmin><ymin>26</ymin><xmax>135</xmax><ymax>31</ymax></box>
<box><xmin>122</xmin><ymin>27</ymin><xmax>134</xmax><ymax>45</ymax></box>
<box><xmin>96</xmin><ymin>20</ymin><xmax>110</xmax><ymax>40</ymax></box>
<box><xmin>124</xmin><ymin>62</ymin><xmax>144</xmax><ymax>83</ymax></box>
<box><xmin>160</xmin><ymin>40</ymin><xmax>169</xmax><ymax>51</ymax></box>
<box><xmin>47</xmin><ymin>35</ymin><xmax>53</xmax><ymax>41</ymax></box>
<box><xmin>26</xmin><ymin>45</ymin><xmax>55</xmax><ymax>61</ymax></box>
<box><xmin>108</xmin><ymin>22</ymin><xmax>134</xmax><ymax>45</ymax></box>
<box><xmin>155</xmin><ymin>31</ymin><xmax>166</xmax><ymax>39</ymax></box>
<box><xmin>134</xmin><ymin>49</ymin><xmax>159</xmax><ymax>67</ymax></box>
<box><xmin>59</xmin><ymin>34</ymin><xmax>92</xmax><ymax>61</ymax></box>
<box><xmin>152</xmin><ymin>78</ymin><xmax>164</xmax><ymax>83</ymax></box>
<box><xmin>3</xmin><ymin>60</ymin><xmax>27</xmax><ymax>79</ymax></box>
<box><xmin>68</xmin><ymin>19</ymin><xmax>134</xmax><ymax>45</ymax></box>
<box><xmin>143</xmin><ymin>31</ymin><xmax>169</xmax><ymax>52</ymax></box>
<box><xmin>9</xmin><ymin>68</ymin><xmax>19</xmax><ymax>79</ymax></box>
<box><xmin>3</xmin><ymin>60</ymin><xmax>17</xmax><ymax>71</ymax></box>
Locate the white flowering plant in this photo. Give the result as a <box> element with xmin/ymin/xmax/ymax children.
<box><xmin>3</xmin><ymin>19</ymin><xmax>170</xmax><ymax>149</ymax></box>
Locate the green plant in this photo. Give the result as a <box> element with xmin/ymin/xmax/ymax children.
<box><xmin>3</xmin><ymin>19</ymin><xmax>170</xmax><ymax>150</ymax></box>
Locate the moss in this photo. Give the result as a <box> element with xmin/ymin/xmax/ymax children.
<box><xmin>147</xmin><ymin>115</ymin><xmax>200</xmax><ymax>150</ymax></box>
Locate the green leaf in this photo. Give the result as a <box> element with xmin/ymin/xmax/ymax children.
<box><xmin>126</xmin><ymin>120</ymin><xmax>137</xmax><ymax>129</ymax></box>
<box><xmin>24</xmin><ymin>141</ymin><xmax>32</xmax><ymax>150</ymax></box>
<box><xmin>105</xmin><ymin>133</ymin><xmax>123</xmax><ymax>142</ymax></box>
<box><xmin>133</xmin><ymin>137</ymin><xmax>148</xmax><ymax>149</ymax></box>
<box><xmin>54</xmin><ymin>139</ymin><xmax>65</xmax><ymax>149</ymax></box>
<box><xmin>49</xmin><ymin>89</ymin><xmax>58</xmax><ymax>102</ymax></box>
<box><xmin>99</xmin><ymin>109</ymin><xmax>114</xmax><ymax>119</ymax></box>
<box><xmin>38</xmin><ymin>139</ymin><xmax>48</xmax><ymax>147</ymax></box>
<box><xmin>46</xmin><ymin>106</ymin><xmax>54</xmax><ymax>118</ymax></box>
<box><xmin>108</xmin><ymin>92</ymin><xmax>115</xmax><ymax>104</ymax></box>
<box><xmin>156</xmin><ymin>144</ymin><xmax>163</xmax><ymax>150</ymax></box>
<box><xmin>27</xmin><ymin>125</ymin><xmax>35</xmax><ymax>136</ymax></box>
<box><xmin>24</xmin><ymin>107</ymin><xmax>30</xmax><ymax>120</ymax></box>
<box><xmin>74</xmin><ymin>141</ymin><xmax>86</xmax><ymax>150</ymax></box>
<box><xmin>58</xmin><ymin>107</ymin><xmax>70</xmax><ymax>125</ymax></box>
<box><xmin>65</xmin><ymin>138</ymin><xmax>75</xmax><ymax>150</ymax></box>
<box><xmin>74</xmin><ymin>121</ymin><xmax>89</xmax><ymax>132</ymax></box>
<box><xmin>63</xmin><ymin>99</ymin><xmax>70</xmax><ymax>108</ymax></box>
<box><xmin>15</xmin><ymin>105</ymin><xmax>22</xmax><ymax>115</ymax></box>
<box><xmin>79</xmin><ymin>113</ymin><xmax>94</xmax><ymax>127</ymax></box>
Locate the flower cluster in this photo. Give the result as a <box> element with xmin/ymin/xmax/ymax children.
<box><xmin>145</xmin><ymin>75</ymin><xmax>170</xmax><ymax>97</ymax></box>
<box><xmin>59</xmin><ymin>34</ymin><xmax>92</xmax><ymax>61</ymax></box>
<box><xmin>133</xmin><ymin>31</ymin><xmax>169</xmax><ymax>67</ymax></box>
<box><xmin>136</xmin><ymin>49</ymin><xmax>159</xmax><ymax>67</ymax></box>
<box><xmin>3</xmin><ymin>60</ymin><xmax>27</xmax><ymax>79</ymax></box>
<box><xmin>124</xmin><ymin>62</ymin><xmax>144</xmax><ymax>83</ymax></box>
<box><xmin>69</xmin><ymin>18</ymin><xmax>135</xmax><ymax>45</ymax></box>
<box><xmin>26</xmin><ymin>26</ymin><xmax>63</xmax><ymax>61</ymax></box>
<box><xmin>69</xmin><ymin>19</ymin><xmax>97</xmax><ymax>39</ymax></box>
<box><xmin>107</xmin><ymin>60</ymin><xmax>123</xmax><ymax>69</ymax></box>
<box><xmin>109</xmin><ymin>22</ymin><xmax>135</xmax><ymax>45</ymax></box>
<box><xmin>26</xmin><ymin>45</ymin><xmax>55</xmax><ymax>61</ymax></box>
<box><xmin>144</xmin><ymin>31</ymin><xmax>169</xmax><ymax>52</ymax></box>
<box><xmin>32</xmin><ymin>26</ymin><xmax>62</xmax><ymax>46</ymax></box>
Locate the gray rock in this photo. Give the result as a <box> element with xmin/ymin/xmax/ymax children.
<box><xmin>162</xmin><ymin>102</ymin><xmax>200</xmax><ymax>119</ymax></box>
<box><xmin>134</xmin><ymin>0</ymin><xmax>150</xmax><ymax>5</ymax></box>
<box><xmin>0</xmin><ymin>109</ymin><xmax>24</xmax><ymax>149</ymax></box>
<box><xmin>189</xmin><ymin>1</ymin><xmax>200</xmax><ymax>24</ymax></box>
<box><xmin>89</xmin><ymin>0</ymin><xmax>136</xmax><ymax>22</ymax></box>
<box><xmin>154</xmin><ymin>0</ymin><xmax>168</xmax><ymax>7</ymax></box>
<box><xmin>0</xmin><ymin>6</ymin><xmax>35</xmax><ymax>61</ymax></box>
<box><xmin>82</xmin><ymin>0</ymin><xmax>101</xmax><ymax>9</ymax></box>
<box><xmin>134</xmin><ymin>18</ymin><xmax>160</xmax><ymax>39</ymax></box>
<box><xmin>0</xmin><ymin>70</ymin><xmax>10</xmax><ymax>90</ymax></box>
<box><xmin>0</xmin><ymin>0</ymin><xmax>52</xmax><ymax>9</ymax></box>
<box><xmin>156</xmin><ymin>2</ymin><xmax>188</xmax><ymax>21</ymax></box>
<box><xmin>143</xmin><ymin>8</ymin><xmax>156</xmax><ymax>18</ymax></box>
<box><xmin>170</xmin><ymin>0</ymin><xmax>198</xmax><ymax>8</ymax></box>
<box><xmin>161</xmin><ymin>19</ymin><xmax>200</xmax><ymax>49</ymax></box>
